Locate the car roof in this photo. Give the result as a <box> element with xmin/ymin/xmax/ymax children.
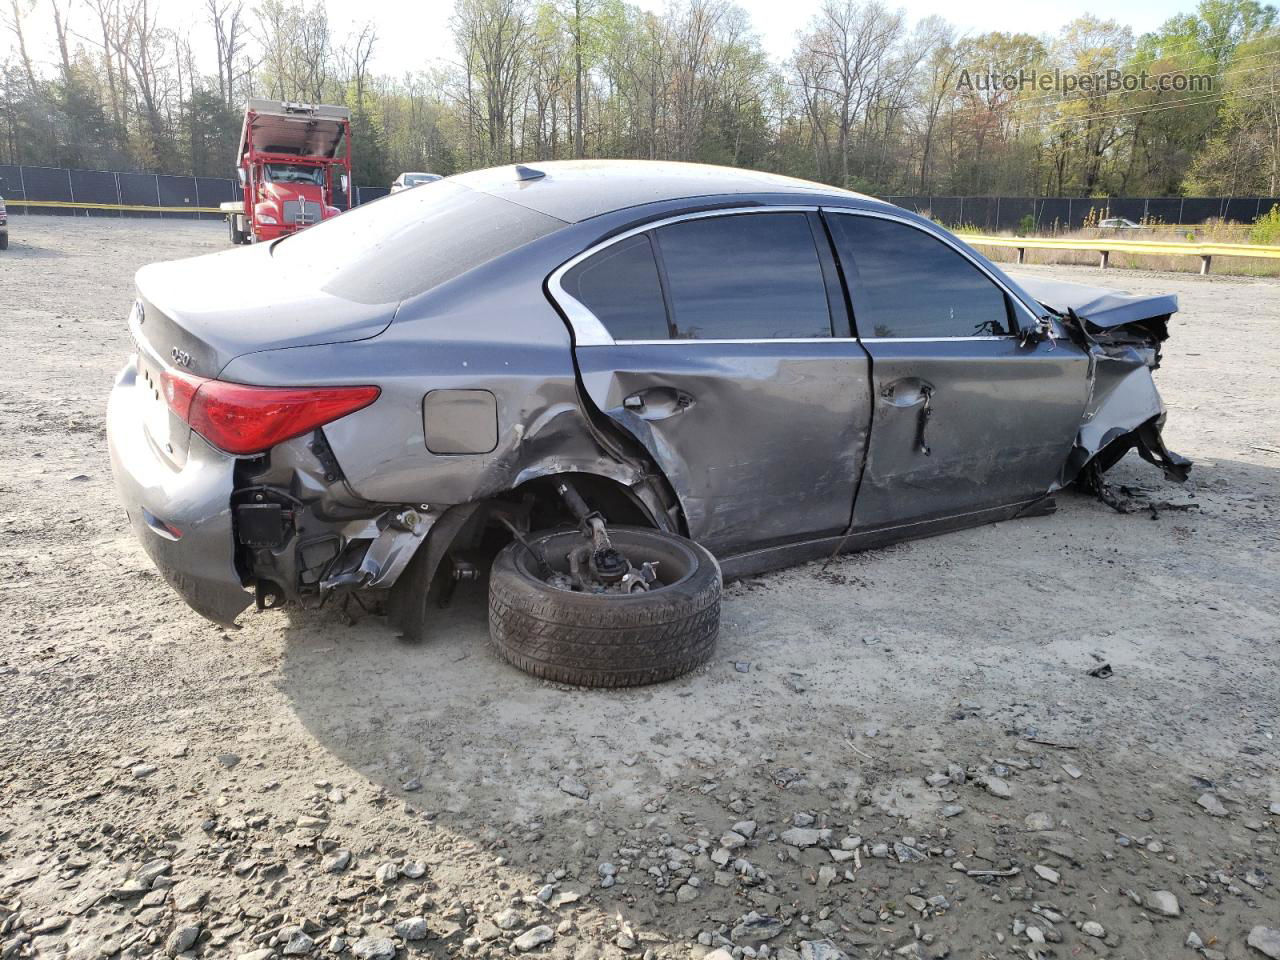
<box><xmin>448</xmin><ymin>159</ymin><xmax>886</xmax><ymax>223</ymax></box>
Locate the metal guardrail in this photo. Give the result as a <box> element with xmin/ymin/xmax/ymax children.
<box><xmin>961</xmin><ymin>233</ymin><xmax>1280</xmax><ymax>274</ymax></box>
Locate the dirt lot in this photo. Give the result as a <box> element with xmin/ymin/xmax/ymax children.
<box><xmin>1</xmin><ymin>215</ymin><xmax>1278</xmax><ymax>960</ymax></box>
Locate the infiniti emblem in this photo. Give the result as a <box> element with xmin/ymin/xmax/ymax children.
<box><xmin>170</xmin><ymin>347</ymin><xmax>192</xmax><ymax>368</ymax></box>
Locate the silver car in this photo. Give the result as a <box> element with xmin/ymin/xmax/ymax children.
<box><xmin>390</xmin><ymin>172</ymin><xmax>443</xmax><ymax>193</ymax></box>
<box><xmin>107</xmin><ymin>160</ymin><xmax>1188</xmax><ymax>686</ymax></box>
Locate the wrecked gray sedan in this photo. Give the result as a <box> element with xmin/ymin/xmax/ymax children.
<box><xmin>107</xmin><ymin>160</ymin><xmax>1189</xmax><ymax>687</ymax></box>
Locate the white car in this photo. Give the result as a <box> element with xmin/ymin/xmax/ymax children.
<box><xmin>1099</xmin><ymin>217</ymin><xmax>1143</xmax><ymax>230</ymax></box>
<box><xmin>390</xmin><ymin>172</ymin><xmax>442</xmax><ymax>193</ymax></box>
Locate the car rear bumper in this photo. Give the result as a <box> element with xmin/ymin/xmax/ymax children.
<box><xmin>107</xmin><ymin>356</ymin><xmax>252</xmax><ymax>626</ymax></box>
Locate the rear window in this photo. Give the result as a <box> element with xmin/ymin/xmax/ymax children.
<box><xmin>560</xmin><ymin>234</ymin><xmax>669</xmax><ymax>340</ymax></box>
<box><xmin>272</xmin><ymin>180</ymin><xmax>565</xmax><ymax>304</ymax></box>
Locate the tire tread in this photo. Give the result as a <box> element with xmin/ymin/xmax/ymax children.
<box><xmin>487</xmin><ymin>528</ymin><xmax>721</xmax><ymax>688</ymax></box>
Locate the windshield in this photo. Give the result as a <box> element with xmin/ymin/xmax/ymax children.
<box><xmin>404</xmin><ymin>173</ymin><xmax>440</xmax><ymax>186</ymax></box>
<box><xmin>272</xmin><ymin>179</ymin><xmax>566</xmax><ymax>304</ymax></box>
<box><xmin>264</xmin><ymin>163</ymin><xmax>324</xmax><ymax>186</ymax></box>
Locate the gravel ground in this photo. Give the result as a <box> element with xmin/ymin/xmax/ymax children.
<box><xmin>1</xmin><ymin>215</ymin><xmax>1278</xmax><ymax>960</ymax></box>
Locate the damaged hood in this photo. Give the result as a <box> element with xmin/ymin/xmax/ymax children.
<box><xmin>1011</xmin><ymin>274</ymin><xmax>1177</xmax><ymax>329</ymax></box>
<box><xmin>1016</xmin><ymin>272</ymin><xmax>1193</xmax><ymax>491</ymax></box>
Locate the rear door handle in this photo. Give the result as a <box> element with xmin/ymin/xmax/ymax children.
<box><xmin>622</xmin><ymin>387</ymin><xmax>696</xmax><ymax>421</ymax></box>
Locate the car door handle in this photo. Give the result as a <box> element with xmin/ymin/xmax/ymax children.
<box><xmin>622</xmin><ymin>387</ymin><xmax>696</xmax><ymax>421</ymax></box>
<box><xmin>881</xmin><ymin>379</ymin><xmax>934</xmax><ymax>456</ymax></box>
<box><xmin>881</xmin><ymin>378</ymin><xmax>933</xmax><ymax>407</ymax></box>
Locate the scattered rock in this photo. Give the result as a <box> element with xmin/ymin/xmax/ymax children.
<box><xmin>799</xmin><ymin>939</ymin><xmax>846</xmax><ymax>960</ymax></box>
<box><xmin>1249</xmin><ymin>927</ymin><xmax>1280</xmax><ymax>960</ymax></box>
<box><xmin>350</xmin><ymin>937</ymin><xmax>396</xmax><ymax>960</ymax></box>
<box><xmin>513</xmin><ymin>925</ymin><xmax>555</xmax><ymax>951</ymax></box>
<box><xmin>780</xmin><ymin>827</ymin><xmax>829</xmax><ymax>849</ymax></box>
<box><xmin>282</xmin><ymin>931</ymin><xmax>316</xmax><ymax>955</ymax></box>
<box><xmin>721</xmin><ymin>830</ymin><xmax>747</xmax><ymax>850</ymax></box>
<box><xmin>171</xmin><ymin>882</ymin><xmax>207</xmax><ymax>912</ymax></box>
<box><xmin>1081</xmin><ymin>921</ymin><xmax>1105</xmax><ymax>938</ymax></box>
<box><xmin>558</xmin><ymin>777</ymin><xmax>589</xmax><ymax>800</ymax></box>
<box><xmin>1145</xmin><ymin>890</ymin><xmax>1180</xmax><ymax>917</ymax></box>
<box><xmin>394</xmin><ymin>917</ymin><xmax>429</xmax><ymax>941</ymax></box>
<box><xmin>374</xmin><ymin>861</ymin><xmax>399</xmax><ymax>885</ymax></box>
<box><xmin>1197</xmin><ymin>793</ymin><xmax>1229</xmax><ymax>817</ymax></box>
<box><xmin>983</xmin><ymin>776</ymin><xmax>1012</xmax><ymax>798</ymax></box>
<box><xmin>494</xmin><ymin>909</ymin><xmax>522</xmax><ymax>931</ymax></box>
<box><xmin>1024</xmin><ymin>812</ymin><xmax>1054</xmax><ymax>831</ymax></box>
<box><xmin>1034</xmin><ymin>865</ymin><xmax>1060</xmax><ymax>884</ymax></box>
<box><xmin>323</xmin><ymin>849</ymin><xmax>352</xmax><ymax>873</ymax></box>
<box><xmin>731</xmin><ymin>913</ymin><xmax>785</xmax><ymax>944</ymax></box>
<box><xmin>164</xmin><ymin>924</ymin><xmax>200</xmax><ymax>956</ymax></box>
<box><xmin>894</xmin><ymin>841</ymin><xmax>927</xmax><ymax>863</ymax></box>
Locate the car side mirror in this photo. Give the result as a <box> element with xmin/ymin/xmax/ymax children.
<box><xmin>1018</xmin><ymin>317</ymin><xmax>1054</xmax><ymax>347</ymax></box>
<box><xmin>236</xmin><ymin>168</ymin><xmax>246</xmax><ymax>186</ymax></box>
<box><xmin>340</xmin><ymin>174</ymin><xmax>349</xmax><ymax>194</ymax></box>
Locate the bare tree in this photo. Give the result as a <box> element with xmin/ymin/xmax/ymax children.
<box><xmin>207</xmin><ymin>0</ymin><xmax>247</xmax><ymax>105</ymax></box>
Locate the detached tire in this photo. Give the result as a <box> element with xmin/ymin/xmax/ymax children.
<box><xmin>489</xmin><ymin>526</ymin><xmax>721</xmax><ymax>688</ymax></box>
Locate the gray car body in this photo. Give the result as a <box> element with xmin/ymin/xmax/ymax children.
<box><xmin>106</xmin><ymin>160</ymin><xmax>1186</xmax><ymax>628</ymax></box>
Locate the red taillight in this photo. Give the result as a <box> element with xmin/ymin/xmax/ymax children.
<box><xmin>161</xmin><ymin>368</ymin><xmax>205</xmax><ymax>421</ymax></box>
<box><xmin>160</xmin><ymin>371</ymin><xmax>379</xmax><ymax>455</ymax></box>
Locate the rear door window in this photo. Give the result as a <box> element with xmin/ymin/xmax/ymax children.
<box><xmin>654</xmin><ymin>213</ymin><xmax>833</xmax><ymax>340</ymax></box>
<box><xmin>827</xmin><ymin>214</ymin><xmax>1011</xmax><ymax>338</ymax></box>
<box><xmin>560</xmin><ymin>234</ymin><xmax>669</xmax><ymax>341</ymax></box>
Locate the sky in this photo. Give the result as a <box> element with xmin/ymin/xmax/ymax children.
<box><xmin>15</xmin><ymin>0</ymin><xmax>1203</xmax><ymax>78</ymax></box>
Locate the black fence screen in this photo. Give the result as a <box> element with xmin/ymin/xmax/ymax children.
<box><xmin>3</xmin><ymin>163</ymin><xmax>1277</xmax><ymax>227</ymax></box>
<box><xmin>0</xmin><ymin>163</ymin><xmax>388</xmax><ymax>218</ymax></box>
<box><xmin>884</xmin><ymin>194</ymin><xmax>1280</xmax><ymax>228</ymax></box>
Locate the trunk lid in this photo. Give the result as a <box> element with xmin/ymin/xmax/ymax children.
<box><xmin>133</xmin><ymin>243</ymin><xmax>396</xmax><ymax>380</ymax></box>
<box><xmin>130</xmin><ymin>243</ymin><xmax>396</xmax><ymax>468</ymax></box>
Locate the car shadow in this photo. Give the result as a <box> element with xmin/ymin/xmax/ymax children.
<box><xmin>274</xmin><ymin>450</ymin><xmax>1280</xmax><ymax>943</ymax></box>
<box><xmin>0</xmin><ymin>237</ymin><xmax>67</xmax><ymax>259</ymax></box>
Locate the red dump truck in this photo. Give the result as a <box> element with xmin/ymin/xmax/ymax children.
<box><xmin>221</xmin><ymin>98</ymin><xmax>352</xmax><ymax>244</ymax></box>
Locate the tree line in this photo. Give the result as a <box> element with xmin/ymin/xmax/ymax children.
<box><xmin>2</xmin><ymin>0</ymin><xmax>1278</xmax><ymax>198</ymax></box>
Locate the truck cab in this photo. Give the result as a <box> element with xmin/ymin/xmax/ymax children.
<box><xmin>222</xmin><ymin>99</ymin><xmax>352</xmax><ymax>244</ymax></box>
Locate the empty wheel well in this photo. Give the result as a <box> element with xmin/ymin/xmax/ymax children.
<box><xmin>386</xmin><ymin>472</ymin><xmax>672</xmax><ymax>642</ymax></box>
<box><xmin>515</xmin><ymin>472</ymin><xmax>658</xmax><ymax>530</ymax></box>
